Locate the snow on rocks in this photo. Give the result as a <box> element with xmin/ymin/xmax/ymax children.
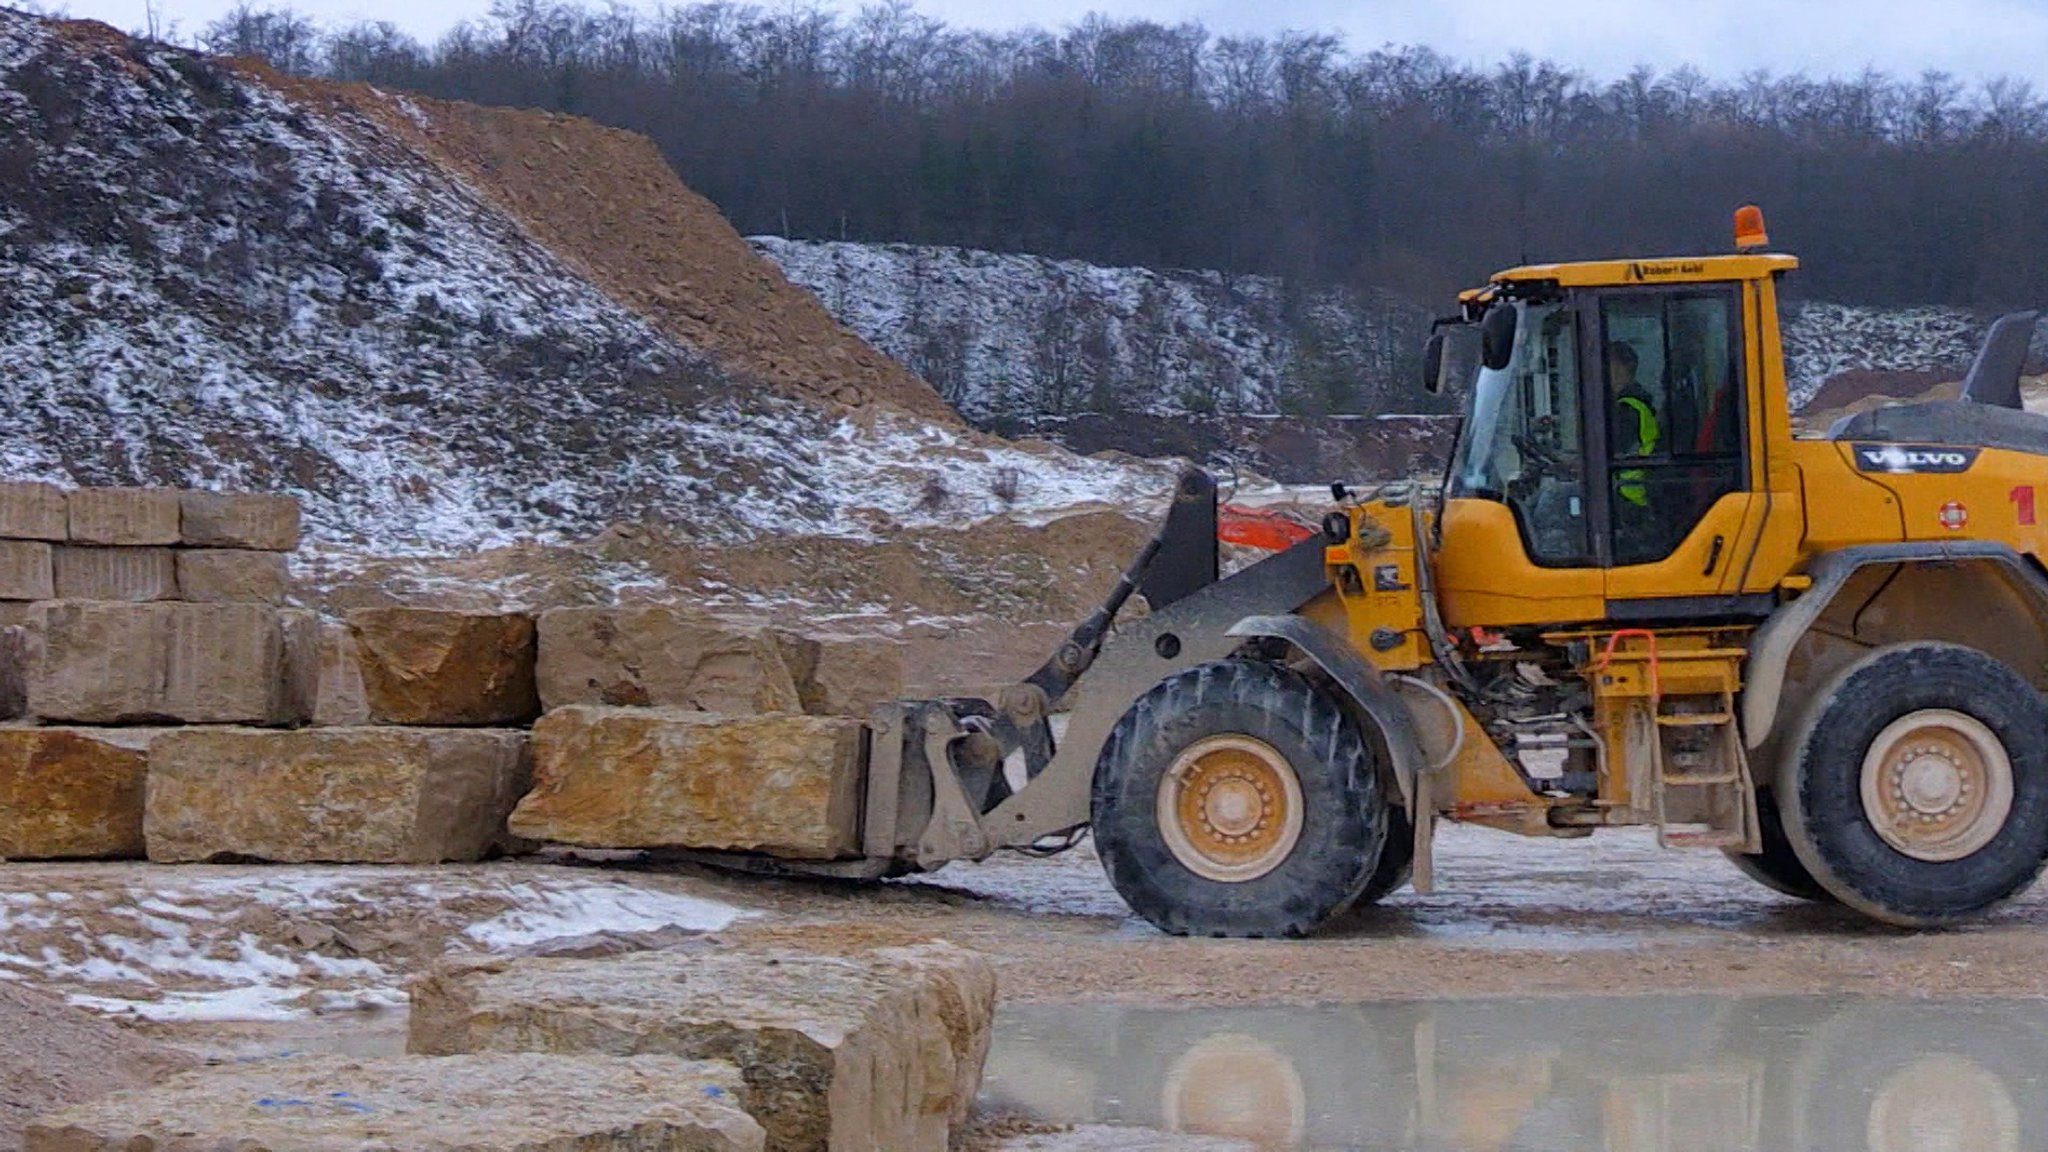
<box><xmin>753</xmin><ymin>237</ymin><xmax>1428</xmax><ymax>420</ymax></box>
<box><xmin>0</xmin><ymin>864</ymin><xmax>751</xmax><ymax>1021</ymax></box>
<box><xmin>0</xmin><ymin>12</ymin><xmax>1166</xmax><ymax>558</ymax></box>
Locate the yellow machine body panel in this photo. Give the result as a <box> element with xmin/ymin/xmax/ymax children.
<box><xmin>1432</xmin><ymin>498</ymin><xmax>1604</xmax><ymax>629</ymax></box>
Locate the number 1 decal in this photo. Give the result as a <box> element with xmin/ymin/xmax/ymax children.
<box><xmin>2013</xmin><ymin>485</ymin><xmax>2037</xmax><ymax>526</ymax></box>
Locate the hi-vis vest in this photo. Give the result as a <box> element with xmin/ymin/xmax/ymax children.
<box><xmin>1617</xmin><ymin>395</ymin><xmax>1660</xmax><ymax>507</ymax></box>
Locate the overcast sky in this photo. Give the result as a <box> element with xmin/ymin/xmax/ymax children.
<box><xmin>48</xmin><ymin>0</ymin><xmax>2048</xmax><ymax>88</ymax></box>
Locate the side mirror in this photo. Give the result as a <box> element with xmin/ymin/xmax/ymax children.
<box><xmin>1421</xmin><ymin>333</ymin><xmax>1448</xmax><ymax>394</ymax></box>
<box><xmin>1480</xmin><ymin>305</ymin><xmax>1517</xmax><ymax>371</ymax></box>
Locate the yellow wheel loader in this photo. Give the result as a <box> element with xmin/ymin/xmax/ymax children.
<box><xmin>756</xmin><ymin>207</ymin><xmax>2048</xmax><ymax>935</ymax></box>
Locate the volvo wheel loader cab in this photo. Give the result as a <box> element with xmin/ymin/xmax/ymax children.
<box><xmin>807</xmin><ymin>206</ymin><xmax>2048</xmax><ymax>937</ymax></box>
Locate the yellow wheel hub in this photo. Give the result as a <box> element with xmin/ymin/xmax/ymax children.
<box><xmin>1157</xmin><ymin>735</ymin><xmax>1305</xmax><ymax>882</ymax></box>
<box><xmin>1860</xmin><ymin>709</ymin><xmax>2014</xmax><ymax>863</ymax></box>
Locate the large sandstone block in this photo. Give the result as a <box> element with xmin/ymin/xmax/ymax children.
<box><xmin>510</xmin><ymin>707</ymin><xmax>863</xmax><ymax>859</ymax></box>
<box><xmin>31</xmin><ymin>602</ymin><xmax>313</xmax><ymax>725</ymax></box>
<box><xmin>145</xmin><ymin>727</ymin><xmax>531</xmax><ymax>864</ymax></box>
<box><xmin>350</xmin><ymin>608</ymin><xmax>538</xmax><ymax>726</ymax></box>
<box><xmin>178</xmin><ymin>489</ymin><xmax>302</xmax><ymax>551</ymax></box>
<box><xmin>175</xmin><ymin>548</ymin><xmax>287</xmax><ymax>604</ymax></box>
<box><xmin>67</xmin><ymin>488</ymin><xmax>180</xmax><ymax>546</ymax></box>
<box><xmin>778</xmin><ymin>634</ymin><xmax>907</xmax><ymax>718</ymax></box>
<box><xmin>537</xmin><ymin>607</ymin><xmax>803</xmax><ymax>713</ymax></box>
<box><xmin>0</xmin><ymin>540</ymin><xmax>53</xmax><ymax>600</ymax></box>
<box><xmin>409</xmin><ymin>934</ymin><xmax>997</xmax><ymax>1152</ymax></box>
<box><xmin>314</xmin><ymin>620</ymin><xmax>369</xmax><ymax>725</ymax></box>
<box><xmin>52</xmin><ymin>546</ymin><xmax>176</xmax><ymax>601</ymax></box>
<box><xmin>0</xmin><ymin>728</ymin><xmax>163</xmax><ymax>859</ymax></box>
<box><xmin>24</xmin><ymin>1053</ymin><xmax>764</xmax><ymax>1152</ymax></box>
<box><xmin>0</xmin><ymin>481</ymin><xmax>69</xmax><ymax>541</ymax></box>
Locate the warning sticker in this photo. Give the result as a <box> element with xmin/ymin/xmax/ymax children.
<box><xmin>1939</xmin><ymin>501</ymin><xmax>1970</xmax><ymax>531</ymax></box>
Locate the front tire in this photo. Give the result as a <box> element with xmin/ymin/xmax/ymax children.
<box><xmin>1781</xmin><ymin>642</ymin><xmax>2048</xmax><ymax>926</ymax></box>
<box><xmin>1092</xmin><ymin>659</ymin><xmax>1386</xmax><ymax>938</ymax></box>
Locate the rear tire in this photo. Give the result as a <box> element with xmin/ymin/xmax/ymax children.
<box><xmin>1722</xmin><ymin>789</ymin><xmax>1834</xmax><ymax>903</ymax></box>
<box><xmin>1092</xmin><ymin>659</ymin><xmax>1386</xmax><ymax>938</ymax></box>
<box><xmin>1781</xmin><ymin>642</ymin><xmax>2048</xmax><ymax>926</ymax></box>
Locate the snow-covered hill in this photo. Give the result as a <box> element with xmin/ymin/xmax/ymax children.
<box><xmin>0</xmin><ymin>14</ymin><xmax>1161</xmax><ymax>553</ymax></box>
<box><xmin>755</xmin><ymin>238</ymin><xmax>2028</xmax><ymax>424</ymax></box>
<box><xmin>751</xmin><ymin>237</ymin><xmax>1433</xmax><ymax>420</ymax></box>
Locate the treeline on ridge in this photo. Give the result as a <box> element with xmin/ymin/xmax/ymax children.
<box><xmin>174</xmin><ymin>0</ymin><xmax>2048</xmax><ymax>308</ymax></box>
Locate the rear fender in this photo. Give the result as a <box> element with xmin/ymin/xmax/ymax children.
<box><xmin>1743</xmin><ymin>542</ymin><xmax>2048</xmax><ymax>751</ymax></box>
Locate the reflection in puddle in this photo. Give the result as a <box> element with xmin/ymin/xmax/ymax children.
<box><xmin>982</xmin><ymin>996</ymin><xmax>2048</xmax><ymax>1151</ymax></box>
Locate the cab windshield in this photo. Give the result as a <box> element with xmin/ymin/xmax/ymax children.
<box><xmin>1448</xmin><ymin>300</ymin><xmax>1591</xmax><ymax>566</ymax></box>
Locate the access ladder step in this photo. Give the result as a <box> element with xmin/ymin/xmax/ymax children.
<box><xmin>1664</xmin><ymin>828</ymin><xmax>1749</xmax><ymax>849</ymax></box>
<box><xmin>1662</xmin><ymin>770</ymin><xmax>1742</xmax><ymax>786</ymax></box>
<box><xmin>1656</xmin><ymin>712</ymin><xmax>1735</xmax><ymax>727</ymax></box>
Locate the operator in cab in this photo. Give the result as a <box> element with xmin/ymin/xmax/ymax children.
<box><xmin>1608</xmin><ymin>339</ymin><xmax>1659</xmax><ymax>513</ymax></box>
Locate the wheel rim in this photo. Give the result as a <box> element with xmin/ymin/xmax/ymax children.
<box><xmin>1162</xmin><ymin>1032</ymin><xmax>1308</xmax><ymax>1146</ymax></box>
<box><xmin>1157</xmin><ymin>734</ymin><xmax>1305</xmax><ymax>882</ymax></box>
<box><xmin>1859</xmin><ymin>709</ymin><xmax>2015</xmax><ymax>863</ymax></box>
<box><xmin>1866</xmin><ymin>1053</ymin><xmax>2020</xmax><ymax>1152</ymax></box>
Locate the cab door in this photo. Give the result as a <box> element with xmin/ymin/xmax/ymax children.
<box><xmin>1594</xmin><ymin>284</ymin><xmax>1770</xmax><ymax>615</ymax></box>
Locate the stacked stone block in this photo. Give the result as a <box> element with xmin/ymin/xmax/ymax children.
<box><xmin>510</xmin><ymin>607</ymin><xmax>907</xmax><ymax>861</ymax></box>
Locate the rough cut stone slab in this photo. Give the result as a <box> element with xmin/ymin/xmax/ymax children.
<box><xmin>778</xmin><ymin>634</ymin><xmax>907</xmax><ymax>718</ymax></box>
<box><xmin>0</xmin><ymin>540</ymin><xmax>53</xmax><ymax>600</ymax></box>
<box><xmin>145</xmin><ymin>727</ymin><xmax>531</xmax><ymax>864</ymax></box>
<box><xmin>175</xmin><ymin>548</ymin><xmax>287</xmax><ymax>604</ymax></box>
<box><xmin>66</xmin><ymin>488</ymin><xmax>181</xmax><ymax>546</ymax></box>
<box><xmin>24</xmin><ymin>1053</ymin><xmax>764</xmax><ymax>1152</ymax></box>
<box><xmin>52</xmin><ymin>546</ymin><xmax>177</xmax><ymax>601</ymax></box>
<box><xmin>314</xmin><ymin>620</ymin><xmax>369</xmax><ymax>726</ymax></box>
<box><xmin>0</xmin><ymin>481</ymin><xmax>69</xmax><ymax>541</ymax></box>
<box><xmin>0</xmin><ymin>624</ymin><xmax>31</xmax><ymax>719</ymax></box>
<box><xmin>31</xmin><ymin>603</ymin><xmax>312</xmax><ymax>725</ymax></box>
<box><xmin>0</xmin><ymin>727</ymin><xmax>166</xmax><ymax>859</ymax></box>
<box><xmin>510</xmin><ymin>707</ymin><xmax>863</xmax><ymax>859</ymax></box>
<box><xmin>350</xmin><ymin>608</ymin><xmax>538</xmax><ymax>726</ymax></box>
<box><xmin>178</xmin><ymin>490</ymin><xmax>302</xmax><ymax>551</ymax></box>
<box><xmin>409</xmin><ymin>933</ymin><xmax>996</xmax><ymax>1152</ymax></box>
<box><xmin>536</xmin><ymin>607</ymin><xmax>803</xmax><ymax>713</ymax></box>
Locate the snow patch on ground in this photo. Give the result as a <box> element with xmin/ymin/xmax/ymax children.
<box><xmin>462</xmin><ymin>881</ymin><xmax>748</xmax><ymax>949</ymax></box>
<box><xmin>0</xmin><ymin>866</ymin><xmax>753</xmax><ymax>1021</ymax></box>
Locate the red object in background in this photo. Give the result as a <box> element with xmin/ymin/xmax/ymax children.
<box><xmin>1218</xmin><ymin>505</ymin><xmax>1318</xmax><ymax>552</ymax></box>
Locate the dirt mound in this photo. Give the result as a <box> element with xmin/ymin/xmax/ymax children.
<box><xmin>0</xmin><ymin>981</ymin><xmax>193</xmax><ymax>1150</ymax></box>
<box><xmin>330</xmin><ymin>86</ymin><xmax>952</xmax><ymax>423</ymax></box>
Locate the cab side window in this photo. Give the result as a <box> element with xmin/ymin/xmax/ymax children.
<box><xmin>1600</xmin><ymin>290</ymin><xmax>1745</xmax><ymax>567</ymax></box>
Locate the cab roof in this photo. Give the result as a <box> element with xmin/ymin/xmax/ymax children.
<box><xmin>1488</xmin><ymin>252</ymin><xmax>1799</xmax><ymax>289</ymax></box>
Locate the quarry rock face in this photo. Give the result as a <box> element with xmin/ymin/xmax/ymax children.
<box><xmin>177</xmin><ymin>490</ymin><xmax>302</xmax><ymax>551</ymax></box>
<box><xmin>536</xmin><ymin>607</ymin><xmax>804</xmax><ymax>713</ymax></box>
<box><xmin>144</xmin><ymin>727</ymin><xmax>530</xmax><ymax>863</ymax></box>
<box><xmin>0</xmin><ymin>482</ymin><xmax>69</xmax><ymax>541</ymax></box>
<box><xmin>408</xmin><ymin>934</ymin><xmax>997</xmax><ymax>1152</ymax></box>
<box><xmin>0</xmin><ymin>540</ymin><xmax>53</xmax><ymax>600</ymax></box>
<box><xmin>0</xmin><ymin>728</ymin><xmax>160</xmax><ymax>859</ymax></box>
<box><xmin>52</xmin><ymin>546</ymin><xmax>177</xmax><ymax>601</ymax></box>
<box><xmin>350</xmin><ymin>608</ymin><xmax>539</xmax><ymax>726</ymax></box>
<box><xmin>510</xmin><ymin>706</ymin><xmax>864</xmax><ymax>859</ymax></box>
<box><xmin>23</xmin><ymin>1053</ymin><xmax>765</xmax><ymax>1152</ymax></box>
<box><xmin>66</xmin><ymin>488</ymin><xmax>181</xmax><ymax>546</ymax></box>
<box><xmin>29</xmin><ymin>602</ymin><xmax>313</xmax><ymax>725</ymax></box>
<box><xmin>174</xmin><ymin>549</ymin><xmax>287</xmax><ymax>604</ymax></box>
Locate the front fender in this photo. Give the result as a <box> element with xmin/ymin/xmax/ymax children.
<box><xmin>1225</xmin><ymin>614</ymin><xmax>1426</xmax><ymax>810</ymax></box>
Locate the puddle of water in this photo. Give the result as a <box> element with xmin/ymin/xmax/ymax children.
<box><xmin>983</xmin><ymin>995</ymin><xmax>2048</xmax><ymax>1151</ymax></box>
